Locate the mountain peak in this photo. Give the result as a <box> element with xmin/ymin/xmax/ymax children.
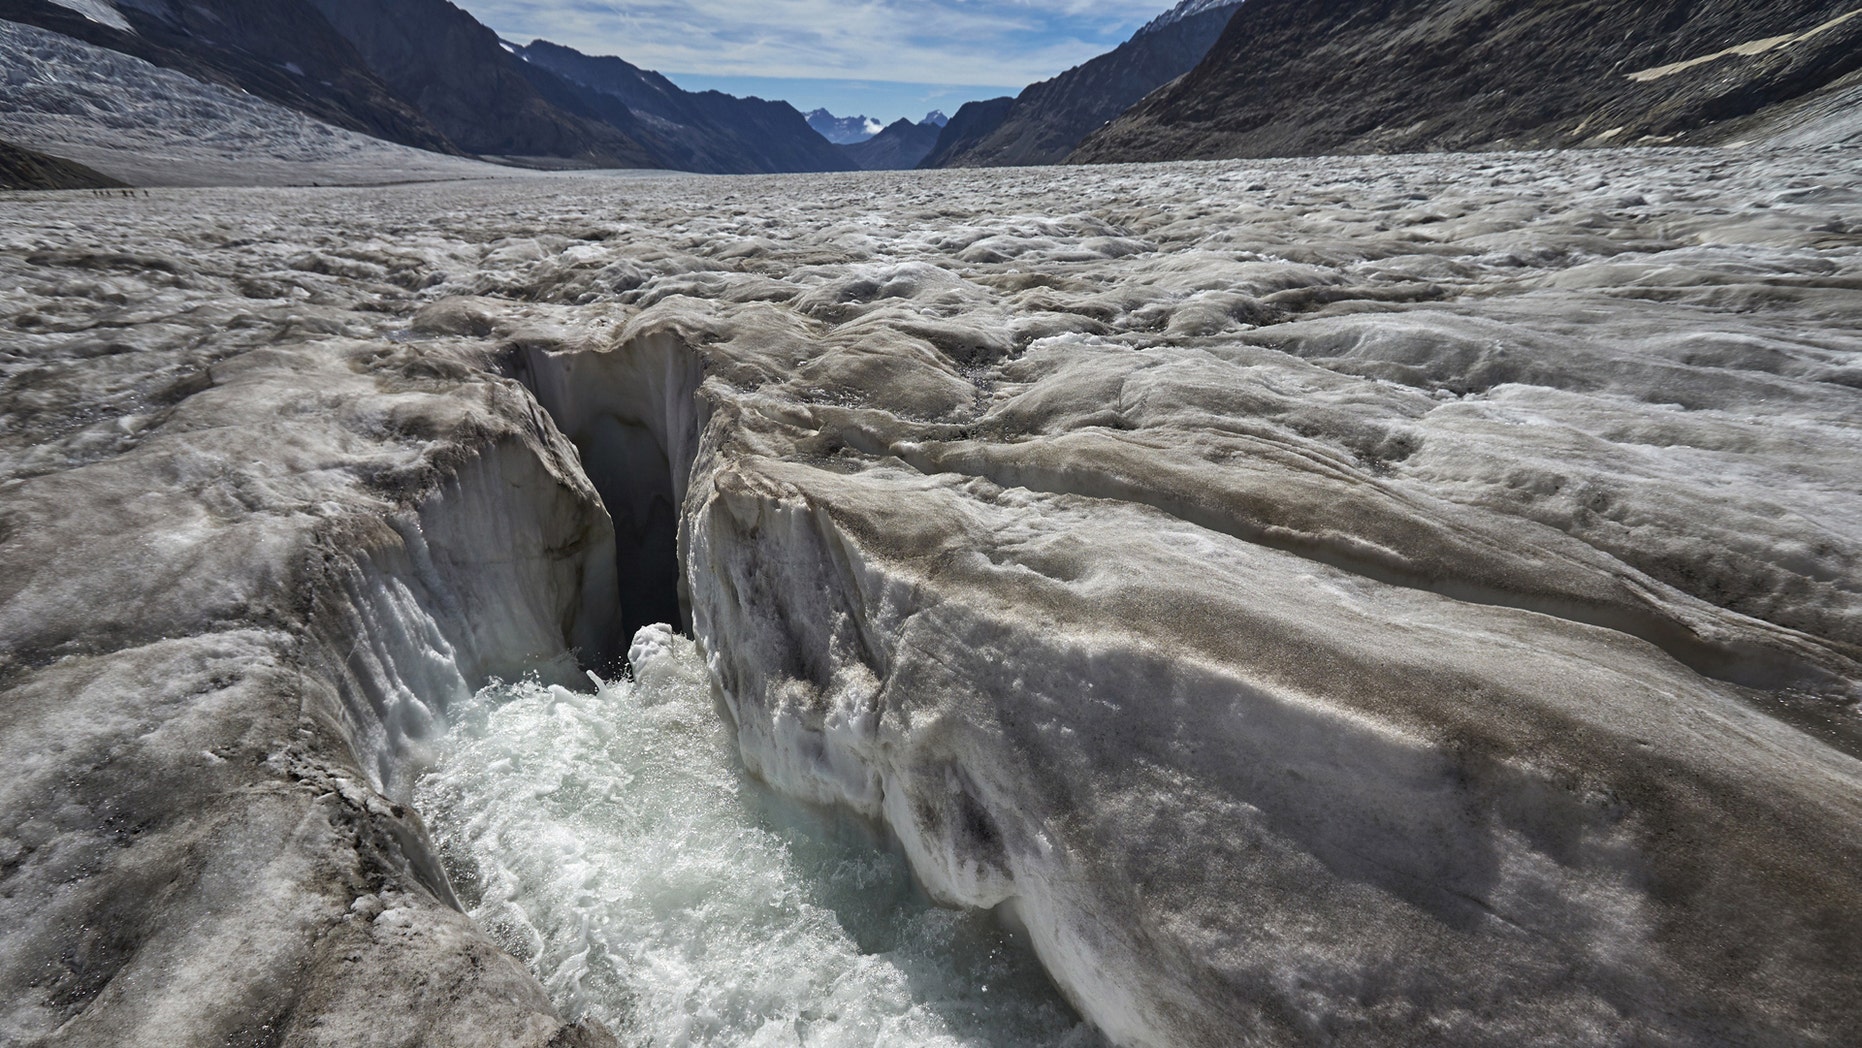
<box><xmin>1139</xmin><ymin>0</ymin><xmax>1243</xmax><ymax>37</ymax></box>
<box><xmin>839</xmin><ymin>112</ymin><xmax>946</xmax><ymax>169</ymax></box>
<box><xmin>510</xmin><ymin>39</ymin><xmax>854</xmax><ymax>173</ymax></box>
<box><xmin>922</xmin><ymin>0</ymin><xmax>1245</xmax><ymax>169</ymax></box>
<box><xmin>922</xmin><ymin>110</ymin><xmax>949</xmax><ymax>127</ymax></box>
<box><xmin>806</xmin><ymin>109</ymin><xmax>885</xmax><ymax>144</ymax></box>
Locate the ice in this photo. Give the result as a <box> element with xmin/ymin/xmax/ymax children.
<box><xmin>504</xmin><ymin>148</ymin><xmax>1862</xmax><ymax>1046</ymax></box>
<box><xmin>0</xmin><ymin>190</ymin><xmax>621</xmax><ymax>1043</ymax></box>
<box><xmin>1</xmin><ymin>135</ymin><xmax>1858</xmax><ymax>1046</ymax></box>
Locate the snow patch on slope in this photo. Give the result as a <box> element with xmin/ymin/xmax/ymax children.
<box><xmin>45</xmin><ymin>0</ymin><xmax>130</xmax><ymax>32</ymax></box>
<box><xmin>1627</xmin><ymin>8</ymin><xmax>1862</xmax><ymax>82</ymax></box>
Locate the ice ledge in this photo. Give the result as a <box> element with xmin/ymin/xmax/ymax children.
<box><xmin>0</xmin><ymin>333</ymin><xmax>619</xmax><ymax>1045</ymax></box>
<box><xmin>519</xmin><ymin>288</ymin><xmax>1862</xmax><ymax>1047</ymax></box>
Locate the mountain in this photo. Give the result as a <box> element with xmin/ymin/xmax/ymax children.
<box><xmin>1139</xmin><ymin>0</ymin><xmax>1240</xmax><ymax>31</ymax></box>
<box><xmin>302</xmin><ymin>0</ymin><xmax>658</xmax><ymax>167</ymax></box>
<box><xmin>922</xmin><ymin>110</ymin><xmax>950</xmax><ymax>127</ymax></box>
<box><xmin>807</xmin><ymin>109</ymin><xmax>885</xmax><ymax>144</ymax></box>
<box><xmin>0</xmin><ymin>0</ymin><xmax>661</xmax><ymax>166</ymax></box>
<box><xmin>838</xmin><ymin>117</ymin><xmax>943</xmax><ymax>170</ymax></box>
<box><xmin>0</xmin><ymin>137</ymin><xmax>125</xmax><ymax>190</ymax></box>
<box><xmin>512</xmin><ymin>40</ymin><xmax>854</xmax><ymax>174</ymax></box>
<box><xmin>1073</xmin><ymin>0</ymin><xmax>1862</xmax><ymax>162</ymax></box>
<box><xmin>2</xmin><ymin>0</ymin><xmax>860</xmax><ymax>172</ymax></box>
<box><xmin>0</xmin><ymin>0</ymin><xmax>457</xmax><ymax>153</ymax></box>
<box><xmin>921</xmin><ymin>0</ymin><xmax>1242</xmax><ymax>168</ymax></box>
<box><xmin>915</xmin><ymin>97</ymin><xmax>1016</xmax><ymax>169</ymax></box>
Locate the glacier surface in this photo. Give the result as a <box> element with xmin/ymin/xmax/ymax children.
<box><xmin>1</xmin><ymin>139</ymin><xmax>1859</xmax><ymax>1046</ymax></box>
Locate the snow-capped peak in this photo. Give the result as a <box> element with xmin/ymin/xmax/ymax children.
<box><xmin>806</xmin><ymin>109</ymin><xmax>887</xmax><ymax>144</ymax></box>
<box><xmin>1138</xmin><ymin>0</ymin><xmax>1243</xmax><ymax>37</ymax></box>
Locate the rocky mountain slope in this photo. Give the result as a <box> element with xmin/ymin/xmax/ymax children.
<box><xmin>512</xmin><ymin>40</ymin><xmax>854</xmax><ymax>174</ymax></box>
<box><xmin>303</xmin><ymin>0</ymin><xmax>657</xmax><ymax>167</ymax></box>
<box><xmin>0</xmin><ymin>0</ymin><xmax>456</xmax><ymax>153</ymax></box>
<box><xmin>839</xmin><ymin>116</ymin><xmax>944</xmax><ymax>170</ymax></box>
<box><xmin>0</xmin><ymin>138</ymin><xmax>124</xmax><ymax>190</ymax></box>
<box><xmin>917</xmin><ymin>96</ymin><xmax>1016</xmax><ymax>169</ymax></box>
<box><xmin>1</xmin><ymin>0</ymin><xmax>856</xmax><ymax>173</ymax></box>
<box><xmin>924</xmin><ymin>0</ymin><xmax>1241</xmax><ymax>168</ymax></box>
<box><xmin>0</xmin><ymin>19</ymin><xmax>507</xmax><ymax>187</ymax></box>
<box><xmin>0</xmin><ymin>0</ymin><xmax>657</xmax><ymax>166</ymax></box>
<box><xmin>1074</xmin><ymin>0</ymin><xmax>1862</xmax><ymax>162</ymax></box>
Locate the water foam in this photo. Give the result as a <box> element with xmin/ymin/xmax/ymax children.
<box><xmin>416</xmin><ymin>626</ymin><xmax>1103</xmax><ymax>1048</ymax></box>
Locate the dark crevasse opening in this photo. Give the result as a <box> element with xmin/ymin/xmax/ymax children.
<box><xmin>508</xmin><ymin>330</ymin><xmax>707</xmax><ymax>669</ymax></box>
<box><xmin>575</xmin><ymin>414</ymin><xmax>684</xmax><ymax>644</ymax></box>
<box><xmin>456</xmin><ymin>335</ymin><xmax>1105</xmax><ymax>1046</ymax></box>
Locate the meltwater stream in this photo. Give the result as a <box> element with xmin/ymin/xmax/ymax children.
<box><xmin>416</xmin><ymin>626</ymin><xmax>1105</xmax><ymax>1048</ymax></box>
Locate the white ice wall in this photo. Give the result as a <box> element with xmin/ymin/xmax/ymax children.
<box><xmin>310</xmin><ymin>438</ymin><xmax>620</xmax><ymax>802</ymax></box>
<box><xmin>527</xmin><ymin>312</ymin><xmax>1862</xmax><ymax>1048</ymax></box>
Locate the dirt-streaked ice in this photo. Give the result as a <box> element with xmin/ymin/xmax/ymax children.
<box><xmin>1</xmin><ymin>138</ymin><xmax>1858</xmax><ymax>1047</ymax></box>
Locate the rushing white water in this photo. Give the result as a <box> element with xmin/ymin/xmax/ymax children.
<box><xmin>415</xmin><ymin>626</ymin><xmax>1104</xmax><ymax>1048</ymax></box>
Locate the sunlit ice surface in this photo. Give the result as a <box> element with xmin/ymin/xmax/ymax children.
<box><xmin>416</xmin><ymin>626</ymin><xmax>1105</xmax><ymax>1047</ymax></box>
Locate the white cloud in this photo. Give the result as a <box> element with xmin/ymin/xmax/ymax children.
<box><xmin>463</xmin><ymin>0</ymin><xmax>1175</xmax><ymax>86</ymax></box>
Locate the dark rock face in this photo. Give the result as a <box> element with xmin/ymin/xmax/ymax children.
<box><xmin>0</xmin><ymin>0</ymin><xmax>456</xmax><ymax>153</ymax></box>
<box><xmin>1073</xmin><ymin>0</ymin><xmax>1862</xmax><ymax>162</ymax></box>
<box><xmin>916</xmin><ymin>96</ymin><xmax>1016</xmax><ymax>169</ymax></box>
<box><xmin>515</xmin><ymin>40</ymin><xmax>855</xmax><ymax>174</ymax></box>
<box><xmin>0</xmin><ymin>138</ymin><xmax>125</xmax><ymax>189</ymax></box>
<box><xmin>925</xmin><ymin>1</ymin><xmax>1241</xmax><ymax>168</ymax></box>
<box><xmin>839</xmin><ymin>117</ymin><xmax>943</xmax><ymax>170</ymax></box>
<box><xmin>305</xmin><ymin>0</ymin><xmax>658</xmax><ymax>167</ymax></box>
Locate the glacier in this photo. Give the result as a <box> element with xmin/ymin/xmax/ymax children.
<box><xmin>1</xmin><ymin>136</ymin><xmax>1859</xmax><ymax>1046</ymax></box>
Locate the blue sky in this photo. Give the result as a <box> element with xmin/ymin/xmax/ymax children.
<box><xmin>460</xmin><ymin>0</ymin><xmax>1179</xmax><ymax>121</ymax></box>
